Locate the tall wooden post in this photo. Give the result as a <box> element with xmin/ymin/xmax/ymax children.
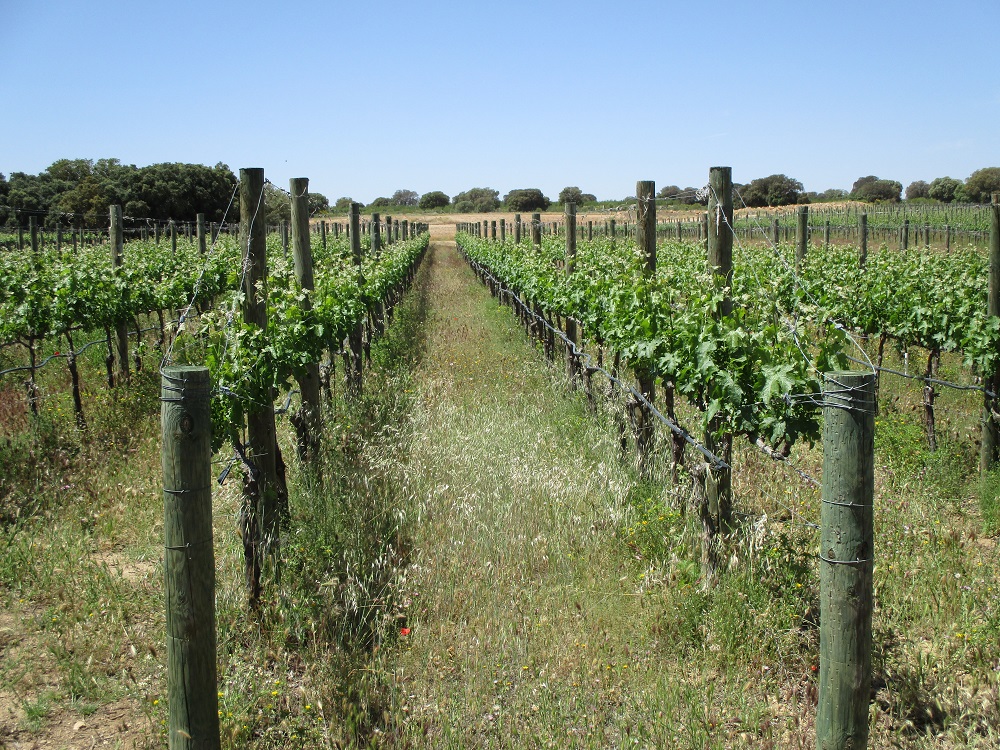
<box><xmin>635</xmin><ymin>181</ymin><xmax>657</xmax><ymax>473</ymax></box>
<box><xmin>515</xmin><ymin>214</ymin><xmax>522</xmax><ymax>243</ymax></box>
<box><xmin>902</xmin><ymin>219</ymin><xmax>910</xmax><ymax>250</ymax></box>
<box><xmin>796</xmin><ymin>205</ymin><xmax>809</xmax><ymax>273</ymax></box>
<box><xmin>170</xmin><ymin>219</ymin><xmax>177</xmax><ymax>254</ymax></box>
<box><xmin>531</xmin><ymin>212</ymin><xmax>541</xmax><ymax>247</ymax></box>
<box><xmin>500</xmin><ymin>219</ymin><xmax>506</xmax><ymax>242</ymax></box>
<box><xmin>564</xmin><ymin>203</ymin><xmax>579</xmax><ymax>385</ymax></box>
<box><xmin>706</xmin><ymin>167</ymin><xmax>733</xmax><ymax>530</ymax></box>
<box><xmin>239</xmin><ymin>168</ymin><xmax>282</xmax><ymax>607</ymax></box>
<box><xmin>371</xmin><ymin>212</ymin><xmax>382</xmax><ymax>257</ymax></box>
<box><xmin>859</xmin><ymin>213</ymin><xmax>868</xmax><ymax>268</ymax></box>
<box><xmin>772</xmin><ymin>218</ymin><xmax>780</xmax><ymax>247</ymax></box>
<box><xmin>290</xmin><ymin>178</ymin><xmax>321</xmax><ymax>461</ymax></box>
<box><xmin>491</xmin><ymin>220</ymin><xmax>497</xmax><ymax>240</ymax></box>
<box><xmin>161</xmin><ymin>366</ymin><xmax>221</xmax><ymax>750</ymax></box>
<box><xmin>384</xmin><ymin>215</ymin><xmax>392</xmax><ymax>246</ymax></box>
<box><xmin>348</xmin><ymin>203</ymin><xmax>364</xmax><ymax>395</ymax></box>
<box><xmin>818</xmin><ymin>371</ymin><xmax>875</xmax><ymax>750</ymax></box>
<box><xmin>196</xmin><ymin>213</ymin><xmax>207</xmax><ymax>254</ymax></box>
<box><xmin>981</xmin><ymin>195</ymin><xmax>1000</xmax><ymax>474</ymax></box>
<box><xmin>110</xmin><ymin>205</ymin><xmax>130</xmax><ymax>383</ymax></box>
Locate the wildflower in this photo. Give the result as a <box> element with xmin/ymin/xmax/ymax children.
<box><xmin>400</xmin><ymin>627</ymin><xmax>411</xmax><ymax>636</ymax></box>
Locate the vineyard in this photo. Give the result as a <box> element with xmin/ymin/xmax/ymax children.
<box><xmin>0</xmin><ymin>170</ymin><xmax>999</xmax><ymax>749</ymax></box>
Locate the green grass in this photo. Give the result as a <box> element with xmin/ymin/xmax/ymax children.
<box><xmin>1</xmin><ymin>238</ymin><xmax>998</xmax><ymax>748</ymax></box>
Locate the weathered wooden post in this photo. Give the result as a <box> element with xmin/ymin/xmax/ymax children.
<box><xmin>924</xmin><ymin>222</ymin><xmax>930</xmax><ymax>249</ymax></box>
<box><xmin>859</xmin><ymin>213</ymin><xmax>868</xmax><ymax>268</ymax></box>
<box><xmin>499</xmin><ymin>218</ymin><xmax>506</xmax><ymax>242</ymax></box>
<box><xmin>290</xmin><ymin>178</ymin><xmax>321</xmax><ymax>461</ymax></box>
<box><xmin>196</xmin><ymin>213</ymin><xmax>207</xmax><ymax>255</ymax></box>
<box><xmin>772</xmin><ymin>218</ymin><xmax>780</xmax><ymax>248</ymax></box>
<box><xmin>239</xmin><ymin>168</ymin><xmax>283</xmax><ymax>608</ymax></box>
<box><xmin>161</xmin><ymin>365</ymin><xmax>221</xmax><ymax>750</ymax></box>
<box><xmin>491</xmin><ymin>220</ymin><xmax>497</xmax><ymax>240</ymax></box>
<box><xmin>515</xmin><ymin>213</ymin><xmax>522</xmax><ymax>243</ymax></box>
<box><xmin>945</xmin><ymin>224</ymin><xmax>951</xmax><ymax>252</ymax></box>
<box><xmin>531</xmin><ymin>212</ymin><xmax>541</xmax><ymax>247</ymax></box>
<box><xmin>796</xmin><ymin>205</ymin><xmax>809</xmax><ymax>273</ymax></box>
<box><xmin>348</xmin><ymin>203</ymin><xmax>364</xmax><ymax>395</ymax></box>
<box><xmin>170</xmin><ymin>219</ymin><xmax>178</xmax><ymax>254</ymax></box>
<box><xmin>902</xmin><ymin>219</ymin><xmax>909</xmax><ymax>250</ymax></box>
<box><xmin>635</xmin><ymin>181</ymin><xmax>657</xmax><ymax>473</ymax></box>
<box><xmin>981</xmin><ymin>195</ymin><xmax>1000</xmax><ymax>474</ymax></box>
<box><xmin>564</xmin><ymin>203</ymin><xmax>579</xmax><ymax>385</ymax></box>
<box><xmin>825</xmin><ymin>220</ymin><xmax>831</xmax><ymax>248</ymax></box>
<box><xmin>371</xmin><ymin>212</ymin><xmax>382</xmax><ymax>257</ymax></box>
<box><xmin>110</xmin><ymin>205</ymin><xmax>130</xmax><ymax>383</ymax></box>
<box><xmin>706</xmin><ymin>167</ymin><xmax>733</xmax><ymax>534</ymax></box>
<box><xmin>818</xmin><ymin>371</ymin><xmax>875</xmax><ymax>750</ymax></box>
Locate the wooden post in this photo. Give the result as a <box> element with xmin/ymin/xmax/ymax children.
<box><xmin>924</xmin><ymin>223</ymin><xmax>930</xmax><ymax>249</ymax></box>
<box><xmin>588</xmin><ymin>220</ymin><xmax>593</xmax><ymax>240</ymax></box>
<box><xmin>500</xmin><ymin>219</ymin><xmax>506</xmax><ymax>242</ymax></box>
<box><xmin>384</xmin><ymin>215</ymin><xmax>392</xmax><ymax>246</ymax></box>
<box><xmin>110</xmin><ymin>205</ymin><xmax>130</xmax><ymax>383</ymax></box>
<box><xmin>196</xmin><ymin>213</ymin><xmax>207</xmax><ymax>254</ymax></box>
<box><xmin>29</xmin><ymin>216</ymin><xmax>38</xmax><ymax>255</ymax></box>
<box><xmin>981</xmin><ymin>195</ymin><xmax>1000</xmax><ymax>474</ymax></box>
<box><xmin>161</xmin><ymin>366</ymin><xmax>221</xmax><ymax>750</ymax></box>
<box><xmin>706</xmin><ymin>167</ymin><xmax>733</xmax><ymax>531</ymax></box>
<box><xmin>348</xmin><ymin>203</ymin><xmax>364</xmax><ymax>395</ymax></box>
<box><xmin>170</xmin><ymin>219</ymin><xmax>178</xmax><ymax>254</ymax></box>
<box><xmin>818</xmin><ymin>371</ymin><xmax>875</xmax><ymax>750</ymax></box>
<box><xmin>772</xmin><ymin>218</ymin><xmax>780</xmax><ymax>247</ymax></box>
<box><xmin>610</xmin><ymin>218</ymin><xmax>616</xmax><ymax>238</ymax></box>
<box><xmin>531</xmin><ymin>212</ymin><xmax>541</xmax><ymax>247</ymax></box>
<box><xmin>564</xmin><ymin>203</ymin><xmax>579</xmax><ymax>385</ymax></box>
<box><xmin>290</xmin><ymin>178</ymin><xmax>321</xmax><ymax>461</ymax></box>
<box><xmin>796</xmin><ymin>205</ymin><xmax>808</xmax><ymax>273</ymax></box>
<box><xmin>371</xmin><ymin>212</ymin><xmax>382</xmax><ymax>256</ymax></box>
<box><xmin>635</xmin><ymin>181</ymin><xmax>657</xmax><ymax>473</ymax></box>
<box><xmin>491</xmin><ymin>220</ymin><xmax>497</xmax><ymax>240</ymax></box>
<box><xmin>239</xmin><ymin>168</ymin><xmax>282</xmax><ymax>607</ymax></box>
<box><xmin>945</xmin><ymin>224</ymin><xmax>951</xmax><ymax>252</ymax></box>
<box><xmin>515</xmin><ymin>214</ymin><xmax>522</xmax><ymax>243</ymax></box>
<box><xmin>320</xmin><ymin>220</ymin><xmax>327</xmax><ymax>249</ymax></box>
<box><xmin>859</xmin><ymin>213</ymin><xmax>868</xmax><ymax>268</ymax></box>
<box><xmin>825</xmin><ymin>220</ymin><xmax>831</xmax><ymax>248</ymax></box>
<box><xmin>902</xmin><ymin>219</ymin><xmax>909</xmax><ymax>250</ymax></box>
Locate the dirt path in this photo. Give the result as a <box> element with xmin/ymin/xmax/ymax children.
<box><xmin>389</xmin><ymin>233</ymin><xmax>691</xmax><ymax>747</ymax></box>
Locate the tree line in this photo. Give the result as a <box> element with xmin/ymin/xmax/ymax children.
<box><xmin>0</xmin><ymin>159</ymin><xmax>331</xmax><ymax>229</ymax></box>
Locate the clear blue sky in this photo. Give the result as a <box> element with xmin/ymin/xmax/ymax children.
<box><xmin>3</xmin><ymin>0</ymin><xmax>998</xmax><ymax>204</ymax></box>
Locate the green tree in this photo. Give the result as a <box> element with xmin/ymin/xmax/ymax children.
<box><xmin>964</xmin><ymin>167</ymin><xmax>1000</xmax><ymax>203</ymax></box>
<box><xmin>453</xmin><ymin>187</ymin><xmax>500</xmax><ymax>212</ymax></box>
<box><xmin>369</xmin><ymin>197</ymin><xmax>391</xmax><ymax>208</ymax></box>
<box><xmin>558</xmin><ymin>186</ymin><xmax>584</xmax><ymax>205</ymax></box>
<box><xmin>851</xmin><ymin>176</ymin><xmax>901</xmax><ymax>203</ymax></box>
<box><xmin>335</xmin><ymin>196</ymin><xmax>354</xmax><ymax>210</ymax></box>
<box><xmin>741</xmin><ymin>174</ymin><xmax>803</xmax><ymax>207</ymax></box>
<box><xmin>905</xmin><ymin>180</ymin><xmax>930</xmax><ymax>200</ymax></box>
<box><xmin>390</xmin><ymin>189</ymin><xmax>419</xmax><ymax>206</ymax></box>
<box><xmin>418</xmin><ymin>191</ymin><xmax>450</xmax><ymax>209</ymax></box>
<box><xmin>503</xmin><ymin>188</ymin><xmax>550</xmax><ymax>212</ymax></box>
<box><xmin>308</xmin><ymin>192</ymin><xmax>330</xmax><ymax>214</ymax></box>
<box><xmin>928</xmin><ymin>177</ymin><xmax>963</xmax><ymax>203</ymax></box>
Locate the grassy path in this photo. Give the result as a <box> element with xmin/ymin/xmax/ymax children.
<box><xmin>387</xmin><ymin>229</ymin><xmax>725</xmax><ymax>748</ymax></box>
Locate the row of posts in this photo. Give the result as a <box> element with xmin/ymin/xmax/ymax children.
<box><xmin>159</xmin><ymin>170</ymin><xmax>426</xmax><ymax>749</ymax></box>
<box><xmin>461</xmin><ymin>169</ymin><xmax>1000</xmax><ymax>749</ymax></box>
